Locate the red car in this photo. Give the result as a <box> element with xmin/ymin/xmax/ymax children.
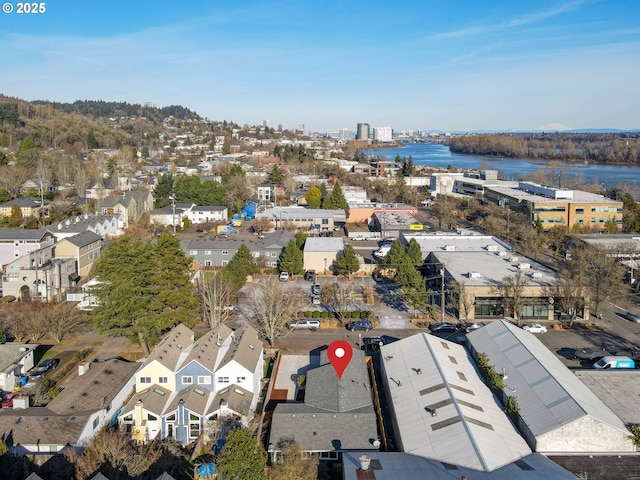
<box><xmin>1</xmin><ymin>392</ymin><xmax>20</xmax><ymax>408</ymax></box>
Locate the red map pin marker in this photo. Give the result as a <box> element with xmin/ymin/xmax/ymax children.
<box><xmin>327</xmin><ymin>340</ymin><xmax>353</xmax><ymax>380</ymax></box>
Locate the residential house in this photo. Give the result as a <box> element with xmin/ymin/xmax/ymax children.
<box><xmin>0</xmin><ymin>229</ymin><xmax>55</xmax><ymax>269</ymax></box>
<box><xmin>119</xmin><ymin>323</ymin><xmax>263</xmax><ymax>444</ymax></box>
<box><xmin>467</xmin><ymin>320</ymin><xmax>635</xmax><ymax>453</ymax></box>
<box><xmin>85</xmin><ymin>177</ymin><xmax>117</xmax><ymax>200</ymax></box>
<box><xmin>0</xmin><ymin>196</ymin><xmax>50</xmax><ymax>220</ymax></box>
<box><xmin>0</xmin><ymin>358</ymin><xmax>139</xmax><ymax>456</ymax></box>
<box><xmin>2</xmin><ymin>251</ymin><xmax>77</xmax><ymax>302</ymax></box>
<box><xmin>54</xmin><ymin>231</ymin><xmax>103</xmax><ymax>277</ymax></box>
<box><xmin>268</xmin><ymin>348</ymin><xmax>378</xmax><ymax>461</ymax></box>
<box><xmin>184</xmin><ymin>205</ymin><xmax>228</xmax><ymax>224</ymax></box>
<box><xmin>0</xmin><ymin>343</ymin><xmax>37</xmax><ymax>391</ymax></box>
<box><xmin>47</xmin><ymin>213</ymin><xmax>126</xmax><ymax>242</ymax></box>
<box><xmin>181</xmin><ymin>230</ymin><xmax>294</xmax><ymax>269</ymax></box>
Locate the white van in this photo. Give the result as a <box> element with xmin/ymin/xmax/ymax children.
<box><xmin>287</xmin><ymin>319</ymin><xmax>320</xmax><ymax>331</ymax></box>
<box><xmin>593</xmin><ymin>356</ymin><xmax>635</xmax><ymax>370</ymax></box>
<box><xmin>374</xmin><ymin>245</ymin><xmax>391</xmax><ymax>258</ymax></box>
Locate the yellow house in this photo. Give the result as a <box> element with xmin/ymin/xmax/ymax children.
<box><xmin>53</xmin><ymin>231</ymin><xmax>103</xmax><ymax>277</ymax></box>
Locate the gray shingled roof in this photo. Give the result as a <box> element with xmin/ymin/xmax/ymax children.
<box><xmin>269</xmin><ymin>349</ymin><xmax>378</xmax><ymax>452</ymax></box>
<box><xmin>0</xmin><ymin>229</ymin><xmax>51</xmax><ymax>241</ymax></box>
<box><xmin>60</xmin><ymin>230</ymin><xmax>103</xmax><ymax>248</ymax></box>
<box><xmin>216</xmin><ymin>324</ymin><xmax>262</xmax><ymax>372</ymax></box>
<box><xmin>143</xmin><ymin>323</ymin><xmax>194</xmax><ymax>371</ymax></box>
<box><xmin>181</xmin><ymin>324</ymin><xmax>233</xmax><ymax>371</ymax></box>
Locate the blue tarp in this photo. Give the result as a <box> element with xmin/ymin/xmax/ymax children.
<box><xmin>197</xmin><ymin>463</ymin><xmax>217</xmax><ymax>477</ymax></box>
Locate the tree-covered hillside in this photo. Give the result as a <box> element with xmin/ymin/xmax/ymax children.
<box><xmin>31</xmin><ymin>99</ymin><xmax>200</xmax><ymax>121</ymax></box>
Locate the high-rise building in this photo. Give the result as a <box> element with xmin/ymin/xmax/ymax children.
<box><xmin>356</xmin><ymin>123</ymin><xmax>370</xmax><ymax>141</ymax></box>
<box><xmin>339</xmin><ymin>128</ymin><xmax>355</xmax><ymax>141</ymax></box>
<box><xmin>374</xmin><ymin>126</ymin><xmax>393</xmax><ymax>142</ymax></box>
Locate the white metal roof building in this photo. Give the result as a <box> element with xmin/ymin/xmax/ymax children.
<box><xmin>466</xmin><ymin>320</ymin><xmax>635</xmax><ymax>453</ymax></box>
<box><xmin>379</xmin><ymin>333</ymin><xmax>532</xmax><ymax>472</ymax></box>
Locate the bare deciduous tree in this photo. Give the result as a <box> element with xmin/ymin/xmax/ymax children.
<box><xmin>271</xmin><ymin>440</ymin><xmax>320</xmax><ymax>480</ymax></box>
<box><xmin>322</xmin><ymin>282</ymin><xmax>358</xmax><ymax>324</ymax></box>
<box><xmin>451</xmin><ymin>281</ymin><xmax>475</xmax><ymax>321</ymax></box>
<box><xmin>200</xmin><ymin>272</ymin><xmax>237</xmax><ymax>329</ymax></box>
<box><xmin>494</xmin><ymin>270</ymin><xmax>530</xmax><ymax>325</ymax></box>
<box><xmin>47</xmin><ymin>302</ymin><xmax>87</xmax><ymax>342</ymax></box>
<box><xmin>241</xmin><ymin>278</ymin><xmax>304</xmax><ymax>346</ymax></box>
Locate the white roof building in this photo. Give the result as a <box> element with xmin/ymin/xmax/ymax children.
<box><xmin>467</xmin><ymin>320</ymin><xmax>635</xmax><ymax>453</ymax></box>
<box><xmin>380</xmin><ymin>333</ymin><xmax>532</xmax><ymax>472</ymax></box>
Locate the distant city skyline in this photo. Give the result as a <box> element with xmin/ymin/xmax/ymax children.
<box><xmin>1</xmin><ymin>0</ymin><xmax>638</xmax><ymax>132</ymax></box>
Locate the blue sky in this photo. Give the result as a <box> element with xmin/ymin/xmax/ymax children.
<box><xmin>1</xmin><ymin>0</ymin><xmax>639</xmax><ymax>132</ymax></box>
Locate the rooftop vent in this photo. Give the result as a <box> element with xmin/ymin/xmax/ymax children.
<box><xmin>486</xmin><ymin>245</ymin><xmax>497</xmax><ymax>251</ymax></box>
<box><xmin>518</xmin><ymin>263</ymin><xmax>531</xmax><ymax>269</ymax></box>
<box><xmin>510</xmin><ymin>256</ymin><xmax>519</xmax><ymax>262</ymax></box>
<box><xmin>469</xmin><ymin>272</ymin><xmax>482</xmax><ymax>278</ymax></box>
<box><xmin>444</xmin><ymin>245</ymin><xmax>456</xmax><ymax>251</ymax></box>
<box><xmin>497</xmin><ymin>251</ymin><xmax>508</xmax><ymax>257</ymax></box>
<box><xmin>531</xmin><ymin>272</ymin><xmax>543</xmax><ymax>279</ymax></box>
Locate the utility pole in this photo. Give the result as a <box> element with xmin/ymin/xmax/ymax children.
<box><xmin>440</xmin><ymin>266</ymin><xmax>445</xmax><ymax>322</ymax></box>
<box><xmin>169</xmin><ymin>194</ymin><xmax>176</xmax><ymax>234</ymax></box>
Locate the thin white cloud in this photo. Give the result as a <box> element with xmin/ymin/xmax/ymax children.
<box><xmin>431</xmin><ymin>0</ymin><xmax>589</xmax><ymax>39</ymax></box>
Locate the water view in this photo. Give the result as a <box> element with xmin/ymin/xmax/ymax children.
<box><xmin>371</xmin><ymin>143</ymin><xmax>640</xmax><ymax>192</ymax></box>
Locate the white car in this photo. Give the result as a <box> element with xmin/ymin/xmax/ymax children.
<box><xmin>522</xmin><ymin>323</ymin><xmax>547</xmax><ymax>334</ymax></box>
<box><xmin>278</xmin><ymin>272</ymin><xmax>289</xmax><ymax>282</ymax></box>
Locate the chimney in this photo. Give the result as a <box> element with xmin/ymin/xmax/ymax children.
<box><xmin>359</xmin><ymin>455</ymin><xmax>371</xmax><ymax>470</ymax></box>
<box><xmin>78</xmin><ymin>361</ymin><xmax>91</xmax><ymax>376</ymax></box>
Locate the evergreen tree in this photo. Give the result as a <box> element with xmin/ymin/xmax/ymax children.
<box><xmin>220</xmin><ymin>257</ymin><xmax>248</xmax><ymax>290</ymax></box>
<box><xmin>322</xmin><ymin>182</ymin><xmax>350</xmax><ymax>218</ymax></box>
<box><xmin>279</xmin><ymin>239</ymin><xmax>303</xmax><ymax>274</ymax></box>
<box><xmin>222</xmin><ymin>136</ymin><xmax>231</xmax><ymax>155</ymax></box>
<box><xmin>146</xmin><ymin>233</ymin><xmax>199</xmax><ymax>338</ymax></box>
<box><xmin>406</xmin><ymin>238</ymin><xmax>423</xmax><ymax>266</ymax></box>
<box><xmin>336</xmin><ymin>244</ymin><xmax>361</xmax><ymax>278</ymax></box>
<box><xmin>266</xmin><ymin>165</ymin><xmax>285</xmax><ymax>184</ymax></box>
<box><xmin>384</xmin><ymin>239</ymin><xmax>406</xmax><ymax>267</ymax></box>
<box><xmin>233</xmin><ymin>244</ymin><xmax>259</xmax><ymax>276</ymax></box>
<box><xmin>153</xmin><ymin>173</ymin><xmax>174</xmax><ymax>208</ymax></box>
<box><xmin>216</xmin><ymin>429</ymin><xmax>267</xmax><ymax>480</ymax></box>
<box><xmin>395</xmin><ymin>256</ymin><xmax>429</xmax><ymax>312</ymax></box>
<box><xmin>295</xmin><ymin>232</ymin><xmax>307</xmax><ymax>250</ymax></box>
<box><xmin>90</xmin><ymin>234</ymin><xmax>197</xmax><ymax>354</ymax></box>
<box><xmin>305</xmin><ymin>186</ymin><xmax>322</xmax><ymax>209</ymax></box>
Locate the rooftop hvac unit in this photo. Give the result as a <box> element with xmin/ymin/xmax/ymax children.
<box><xmin>469</xmin><ymin>272</ymin><xmax>482</xmax><ymax>278</ymax></box>
<box><xmin>497</xmin><ymin>251</ymin><xmax>508</xmax><ymax>257</ymax></box>
<box><xmin>531</xmin><ymin>272</ymin><xmax>543</xmax><ymax>278</ymax></box>
<box><xmin>510</xmin><ymin>257</ymin><xmax>519</xmax><ymax>262</ymax></box>
<box><xmin>444</xmin><ymin>245</ymin><xmax>456</xmax><ymax>251</ymax></box>
<box><xmin>518</xmin><ymin>263</ymin><xmax>531</xmax><ymax>269</ymax></box>
<box><xmin>486</xmin><ymin>245</ymin><xmax>498</xmax><ymax>251</ymax></box>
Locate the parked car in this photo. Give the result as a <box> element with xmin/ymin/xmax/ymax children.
<box><xmin>310</xmin><ymin>295</ymin><xmax>321</xmax><ymax>305</ymax></box>
<box><xmin>594</xmin><ymin>356</ymin><xmax>636</xmax><ymax>370</ymax></box>
<box><xmin>287</xmin><ymin>319</ymin><xmax>320</xmax><ymax>331</ymax></box>
<box><xmin>362</xmin><ymin>335</ymin><xmax>398</xmax><ymax>350</ymax></box>
<box><xmin>522</xmin><ymin>323</ymin><xmax>547</xmax><ymax>334</ymax></box>
<box><xmin>278</xmin><ymin>272</ymin><xmax>289</xmax><ymax>282</ymax></box>
<box><xmin>29</xmin><ymin>358</ymin><xmax>59</xmax><ymax>380</ymax></box>
<box><xmin>311</xmin><ymin>283</ymin><xmax>321</xmax><ymax>295</ymax></box>
<box><xmin>304</xmin><ymin>270</ymin><xmax>317</xmax><ymax>282</ymax></box>
<box><xmin>1</xmin><ymin>391</ymin><xmax>20</xmax><ymax>408</ymax></box>
<box><xmin>625</xmin><ymin>310</ymin><xmax>640</xmax><ymax>323</ymax></box>
<box><xmin>429</xmin><ymin>322</ymin><xmax>457</xmax><ymax>333</ymax></box>
<box><xmin>463</xmin><ymin>322</ymin><xmax>486</xmax><ymax>333</ymax></box>
<box><xmin>574</xmin><ymin>347</ymin><xmax>608</xmax><ymax>361</ymax></box>
<box><xmin>346</xmin><ymin>320</ymin><xmax>373</xmax><ymax>332</ymax></box>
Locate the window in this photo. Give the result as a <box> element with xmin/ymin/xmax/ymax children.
<box><xmin>222</xmin><ymin>250</ymin><xmax>229</xmax><ymax>255</ymax></box>
<box><xmin>204</xmin><ymin>260</ymin><xmax>212</xmax><ymax>266</ymax></box>
<box><xmin>198</xmin><ymin>376</ymin><xmax>211</xmax><ymax>385</ymax></box>
<box><xmin>271</xmin><ymin>252</ymin><xmax>277</xmax><ymax>257</ymax></box>
<box><xmin>221</xmin><ymin>261</ymin><xmax>228</xmax><ymax>266</ymax></box>
<box><xmin>189</xmin><ymin>250</ymin><xmax>197</xmax><ymax>255</ymax></box>
<box><xmin>237</xmin><ymin>376</ymin><xmax>246</xmax><ymax>383</ymax></box>
<box><xmin>322</xmin><ymin>219</ymin><xmax>329</xmax><ymax>224</ymax></box>
<box><xmin>147</xmin><ymin>414</ymin><xmax>157</xmax><ymax>421</ymax></box>
<box><xmin>158</xmin><ymin>377</ymin><xmax>168</xmax><ymax>384</ymax></box>
<box><xmin>218</xmin><ymin>376</ymin><xmax>230</xmax><ymax>384</ymax></box>
<box><xmin>93</xmin><ymin>417</ymin><xmax>99</xmax><ymax>429</ymax></box>
<box><xmin>166</xmin><ymin>413</ymin><xmax>176</xmax><ymax>421</ymax></box>
<box><xmin>182</xmin><ymin>376</ymin><xmax>193</xmax><ymax>385</ymax></box>
<box><xmin>320</xmin><ymin>452</ymin><xmax>338</xmax><ymax>460</ymax></box>
<box><xmin>140</xmin><ymin>377</ymin><xmax>151</xmax><ymax>384</ymax></box>
<box><xmin>189</xmin><ymin>422</ymin><xmax>200</xmax><ymax>437</ymax></box>
<box><xmin>575</xmin><ymin>207</ymin><xmax>584</xmax><ymax>214</ymax></box>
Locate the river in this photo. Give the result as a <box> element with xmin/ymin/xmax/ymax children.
<box><xmin>370</xmin><ymin>143</ymin><xmax>640</xmax><ymax>193</ymax></box>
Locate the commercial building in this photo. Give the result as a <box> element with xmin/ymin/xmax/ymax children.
<box><xmin>255</xmin><ymin>207</ymin><xmax>346</xmax><ymax>233</ymax></box>
<box><xmin>484</xmin><ymin>182</ymin><xmax>623</xmax><ymax>231</ymax></box>
<box><xmin>303</xmin><ymin>237</ymin><xmax>345</xmax><ymax>273</ymax></box>
<box><xmin>356</xmin><ymin>123</ymin><xmax>370</xmax><ymax>141</ymax></box>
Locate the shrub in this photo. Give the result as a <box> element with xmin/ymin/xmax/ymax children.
<box><xmin>351</xmin><ymin>311</ymin><xmax>360</xmax><ymax>319</ymax></box>
<box><xmin>312</xmin><ymin>311</ymin><xmax>320</xmax><ymax>318</ymax></box>
<box><xmin>328</xmin><ymin>311</ymin><xmax>336</xmax><ymax>318</ymax></box>
<box><xmin>505</xmin><ymin>395</ymin><xmax>520</xmax><ymax>420</ymax></box>
<box><xmin>320</xmin><ymin>311</ymin><xmax>328</xmax><ymax>318</ymax></box>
